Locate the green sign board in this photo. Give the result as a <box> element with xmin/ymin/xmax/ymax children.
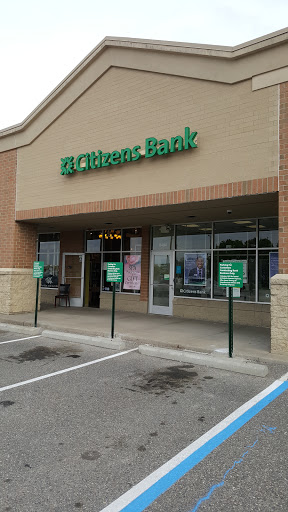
<box><xmin>106</xmin><ymin>262</ymin><xmax>123</xmax><ymax>283</ymax></box>
<box><xmin>33</xmin><ymin>261</ymin><xmax>44</xmax><ymax>279</ymax></box>
<box><xmin>219</xmin><ymin>262</ymin><xmax>243</xmax><ymax>288</ymax></box>
<box><xmin>60</xmin><ymin>127</ymin><xmax>198</xmax><ymax>175</ymax></box>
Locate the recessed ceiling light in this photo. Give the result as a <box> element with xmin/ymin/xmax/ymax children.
<box><xmin>200</xmin><ymin>227</ymin><xmax>212</xmax><ymax>231</ymax></box>
<box><xmin>234</xmin><ymin>220</ymin><xmax>252</xmax><ymax>224</ymax></box>
<box><xmin>186</xmin><ymin>224</ymin><xmax>199</xmax><ymax>227</ymax></box>
<box><xmin>248</xmin><ymin>225</ymin><xmax>257</xmax><ymax>228</ymax></box>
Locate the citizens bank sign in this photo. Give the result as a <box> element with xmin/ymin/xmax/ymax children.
<box><xmin>60</xmin><ymin>127</ymin><xmax>197</xmax><ymax>175</ymax></box>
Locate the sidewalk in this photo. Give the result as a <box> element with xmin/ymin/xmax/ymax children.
<box><xmin>0</xmin><ymin>306</ymin><xmax>281</xmax><ymax>362</ymax></box>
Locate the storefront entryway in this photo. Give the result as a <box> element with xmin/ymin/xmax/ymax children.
<box><xmin>62</xmin><ymin>253</ymin><xmax>85</xmax><ymax>306</ymax></box>
<box><xmin>149</xmin><ymin>251</ymin><xmax>174</xmax><ymax>315</ymax></box>
<box><xmin>84</xmin><ymin>253</ymin><xmax>101</xmax><ymax>308</ymax></box>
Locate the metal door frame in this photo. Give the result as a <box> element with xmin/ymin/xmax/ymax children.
<box><xmin>149</xmin><ymin>251</ymin><xmax>174</xmax><ymax>315</ymax></box>
<box><xmin>62</xmin><ymin>252</ymin><xmax>85</xmax><ymax>307</ymax></box>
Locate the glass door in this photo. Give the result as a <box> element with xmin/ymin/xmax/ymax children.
<box><xmin>149</xmin><ymin>252</ymin><xmax>173</xmax><ymax>315</ymax></box>
<box><xmin>62</xmin><ymin>253</ymin><xmax>85</xmax><ymax>307</ymax></box>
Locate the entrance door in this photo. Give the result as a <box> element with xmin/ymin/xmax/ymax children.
<box><xmin>88</xmin><ymin>254</ymin><xmax>101</xmax><ymax>308</ymax></box>
<box><xmin>149</xmin><ymin>252</ymin><xmax>173</xmax><ymax>315</ymax></box>
<box><xmin>62</xmin><ymin>253</ymin><xmax>85</xmax><ymax>307</ymax></box>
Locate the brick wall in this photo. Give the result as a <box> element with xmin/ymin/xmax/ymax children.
<box><xmin>0</xmin><ymin>149</ymin><xmax>37</xmax><ymax>269</ymax></box>
<box><xmin>279</xmin><ymin>82</ymin><xmax>288</xmax><ymax>273</ymax></box>
<box><xmin>16</xmin><ymin>175</ymin><xmax>278</xmax><ymax>222</ymax></box>
<box><xmin>140</xmin><ymin>226</ymin><xmax>150</xmax><ymax>302</ymax></box>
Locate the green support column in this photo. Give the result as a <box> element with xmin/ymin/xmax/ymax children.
<box><xmin>111</xmin><ymin>282</ymin><xmax>116</xmax><ymax>339</ymax></box>
<box><xmin>228</xmin><ymin>287</ymin><xmax>233</xmax><ymax>358</ymax></box>
<box><xmin>34</xmin><ymin>278</ymin><xmax>40</xmax><ymax>328</ymax></box>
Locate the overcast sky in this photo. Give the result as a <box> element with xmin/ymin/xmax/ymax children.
<box><xmin>1</xmin><ymin>0</ymin><xmax>287</xmax><ymax>130</ymax></box>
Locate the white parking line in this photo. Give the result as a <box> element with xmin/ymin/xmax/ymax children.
<box><xmin>0</xmin><ymin>335</ymin><xmax>42</xmax><ymax>345</ymax></box>
<box><xmin>0</xmin><ymin>348</ymin><xmax>138</xmax><ymax>393</ymax></box>
<box><xmin>99</xmin><ymin>371</ymin><xmax>288</xmax><ymax>512</ymax></box>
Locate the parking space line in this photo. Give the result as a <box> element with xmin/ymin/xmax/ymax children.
<box><xmin>0</xmin><ymin>348</ymin><xmax>138</xmax><ymax>393</ymax></box>
<box><xmin>0</xmin><ymin>335</ymin><xmax>42</xmax><ymax>345</ymax></box>
<box><xmin>99</xmin><ymin>372</ymin><xmax>288</xmax><ymax>512</ymax></box>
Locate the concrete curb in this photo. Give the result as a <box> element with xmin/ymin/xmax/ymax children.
<box><xmin>139</xmin><ymin>345</ymin><xmax>269</xmax><ymax>377</ymax></box>
<box><xmin>42</xmin><ymin>330</ymin><xmax>126</xmax><ymax>351</ymax></box>
<box><xmin>0</xmin><ymin>323</ymin><xmax>43</xmax><ymax>336</ymax></box>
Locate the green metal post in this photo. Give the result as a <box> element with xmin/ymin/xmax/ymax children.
<box><xmin>111</xmin><ymin>282</ymin><xmax>115</xmax><ymax>339</ymax></box>
<box><xmin>228</xmin><ymin>287</ymin><xmax>233</xmax><ymax>358</ymax></box>
<box><xmin>34</xmin><ymin>278</ymin><xmax>40</xmax><ymax>328</ymax></box>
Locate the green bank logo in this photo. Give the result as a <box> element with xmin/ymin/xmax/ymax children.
<box><xmin>60</xmin><ymin>127</ymin><xmax>197</xmax><ymax>175</ymax></box>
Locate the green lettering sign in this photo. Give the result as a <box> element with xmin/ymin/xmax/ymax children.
<box><xmin>106</xmin><ymin>262</ymin><xmax>123</xmax><ymax>283</ymax></box>
<box><xmin>33</xmin><ymin>261</ymin><xmax>44</xmax><ymax>279</ymax></box>
<box><xmin>60</xmin><ymin>127</ymin><xmax>197</xmax><ymax>175</ymax></box>
<box><xmin>219</xmin><ymin>262</ymin><xmax>243</xmax><ymax>288</ymax></box>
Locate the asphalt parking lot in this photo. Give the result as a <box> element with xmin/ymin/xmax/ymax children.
<box><xmin>1</xmin><ymin>330</ymin><xmax>288</xmax><ymax>512</ymax></box>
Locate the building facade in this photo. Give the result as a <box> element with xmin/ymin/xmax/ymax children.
<box><xmin>0</xmin><ymin>30</ymin><xmax>288</xmax><ymax>351</ymax></box>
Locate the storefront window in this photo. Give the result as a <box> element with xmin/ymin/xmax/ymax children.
<box><xmin>174</xmin><ymin>252</ymin><xmax>211</xmax><ymax>298</ymax></box>
<box><xmin>259</xmin><ymin>218</ymin><xmax>278</xmax><ymax>248</ymax></box>
<box><xmin>38</xmin><ymin>233</ymin><xmax>60</xmax><ymax>288</ymax></box>
<box><xmin>85</xmin><ymin>227</ymin><xmax>142</xmax><ymax>294</ymax></box>
<box><xmin>123</xmin><ymin>228</ymin><xmax>142</xmax><ymax>251</ymax></box>
<box><xmin>214</xmin><ymin>220</ymin><xmax>256</xmax><ymax>249</ymax></box>
<box><xmin>258</xmin><ymin>252</ymin><xmax>277</xmax><ymax>303</ymax></box>
<box><xmin>176</xmin><ymin>223</ymin><xmax>211</xmax><ymax>250</ymax></box>
<box><xmin>213</xmin><ymin>250</ymin><xmax>256</xmax><ymax>301</ymax></box>
<box><xmin>152</xmin><ymin>226</ymin><xmax>173</xmax><ymax>250</ymax></box>
<box><xmin>149</xmin><ymin>217</ymin><xmax>277</xmax><ymax>304</ymax></box>
<box><xmin>103</xmin><ymin>229</ymin><xmax>122</xmax><ymax>251</ymax></box>
<box><xmin>86</xmin><ymin>231</ymin><xmax>102</xmax><ymax>253</ymax></box>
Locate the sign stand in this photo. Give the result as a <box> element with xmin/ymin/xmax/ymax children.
<box><xmin>33</xmin><ymin>261</ymin><xmax>44</xmax><ymax>328</ymax></box>
<box><xmin>106</xmin><ymin>262</ymin><xmax>123</xmax><ymax>339</ymax></box>
<box><xmin>228</xmin><ymin>287</ymin><xmax>233</xmax><ymax>358</ymax></box>
<box><xmin>219</xmin><ymin>262</ymin><xmax>243</xmax><ymax>358</ymax></box>
<box><xmin>111</xmin><ymin>282</ymin><xmax>116</xmax><ymax>339</ymax></box>
<box><xmin>34</xmin><ymin>278</ymin><xmax>40</xmax><ymax>328</ymax></box>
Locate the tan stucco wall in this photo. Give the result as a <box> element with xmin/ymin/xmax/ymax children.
<box><xmin>173</xmin><ymin>297</ymin><xmax>270</xmax><ymax>328</ymax></box>
<box><xmin>16</xmin><ymin>67</ymin><xmax>278</xmax><ymax>212</ymax></box>
<box><xmin>100</xmin><ymin>292</ymin><xmax>148</xmax><ymax>314</ymax></box>
<box><xmin>270</xmin><ymin>274</ymin><xmax>288</xmax><ymax>352</ymax></box>
<box><xmin>0</xmin><ymin>269</ymin><xmax>39</xmax><ymax>314</ymax></box>
<box><xmin>41</xmin><ymin>288</ymin><xmax>55</xmax><ymax>307</ymax></box>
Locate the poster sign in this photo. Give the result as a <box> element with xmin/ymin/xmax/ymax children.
<box><xmin>106</xmin><ymin>262</ymin><xmax>123</xmax><ymax>283</ymax></box>
<box><xmin>184</xmin><ymin>253</ymin><xmax>206</xmax><ymax>286</ymax></box>
<box><xmin>33</xmin><ymin>261</ymin><xmax>44</xmax><ymax>279</ymax></box>
<box><xmin>269</xmin><ymin>253</ymin><xmax>278</xmax><ymax>284</ymax></box>
<box><xmin>123</xmin><ymin>255</ymin><xmax>141</xmax><ymax>290</ymax></box>
<box><xmin>219</xmin><ymin>262</ymin><xmax>243</xmax><ymax>288</ymax></box>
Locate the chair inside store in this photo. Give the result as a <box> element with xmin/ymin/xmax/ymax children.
<box><xmin>54</xmin><ymin>283</ymin><xmax>71</xmax><ymax>307</ymax></box>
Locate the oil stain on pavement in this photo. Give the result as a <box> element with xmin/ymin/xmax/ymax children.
<box><xmin>8</xmin><ymin>345</ymin><xmax>81</xmax><ymax>363</ymax></box>
<box><xmin>129</xmin><ymin>365</ymin><xmax>199</xmax><ymax>395</ymax></box>
<box><xmin>0</xmin><ymin>400</ymin><xmax>15</xmax><ymax>408</ymax></box>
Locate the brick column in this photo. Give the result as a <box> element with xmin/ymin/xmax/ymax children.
<box><xmin>278</xmin><ymin>82</ymin><xmax>288</xmax><ymax>273</ymax></box>
<box><xmin>140</xmin><ymin>226</ymin><xmax>150</xmax><ymax>304</ymax></box>
<box><xmin>271</xmin><ymin>82</ymin><xmax>288</xmax><ymax>352</ymax></box>
<box><xmin>0</xmin><ymin>149</ymin><xmax>38</xmax><ymax>313</ymax></box>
